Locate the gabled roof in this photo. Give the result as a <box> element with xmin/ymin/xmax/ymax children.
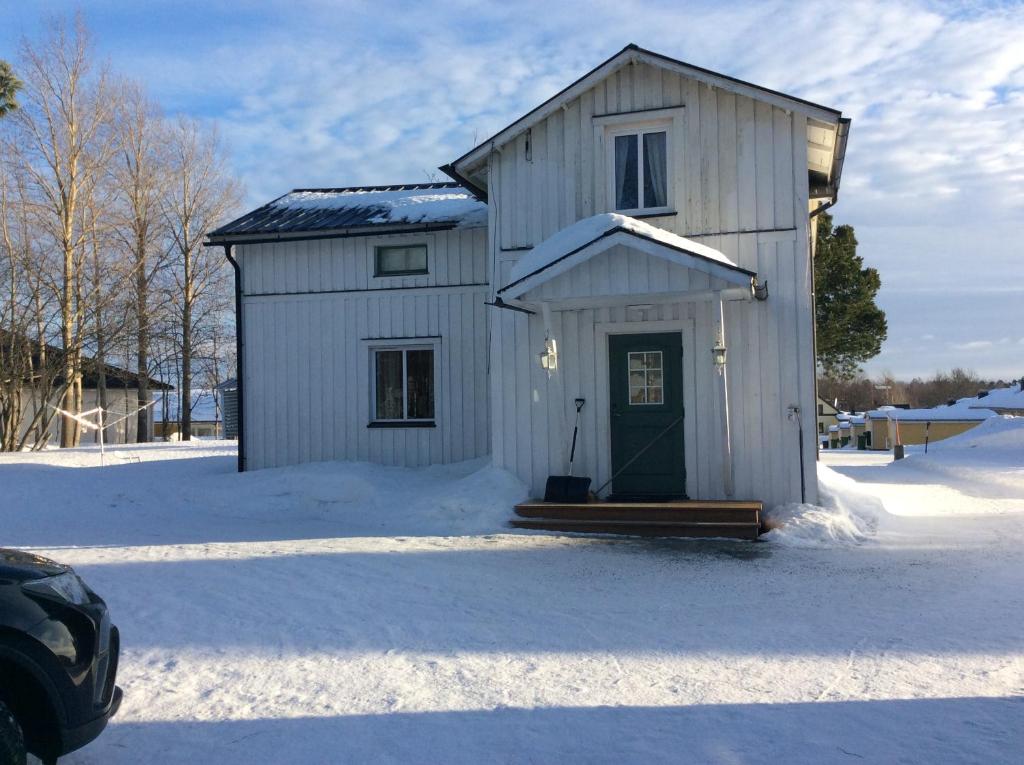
<box><xmin>207</xmin><ymin>183</ymin><xmax>487</xmax><ymax>242</ymax></box>
<box><xmin>0</xmin><ymin>330</ymin><xmax>171</xmax><ymax>390</ymax></box>
<box><xmin>498</xmin><ymin>213</ymin><xmax>754</xmax><ymax>300</ymax></box>
<box><xmin>444</xmin><ymin>43</ymin><xmax>847</xmax><ymax>192</ymax></box>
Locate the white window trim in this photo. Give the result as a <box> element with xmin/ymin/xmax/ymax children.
<box><xmin>367</xmin><ymin>338</ymin><xmax>441</xmax><ymax>424</ymax></box>
<box><xmin>606</xmin><ymin>120</ymin><xmax>674</xmax><ymax>216</ymax></box>
<box><xmin>593</xmin><ymin>105</ymin><xmax>679</xmax><ymax>218</ymax></box>
<box><xmin>373</xmin><ymin>242</ymin><xmax>429</xmax><ymax>278</ymax></box>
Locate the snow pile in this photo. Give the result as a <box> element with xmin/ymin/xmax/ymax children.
<box><xmin>273</xmin><ymin>187</ymin><xmax>487</xmax><ymax>228</ymax></box>
<box><xmin>418</xmin><ymin>462</ymin><xmax>530</xmax><ymax>534</ymax></box>
<box><xmin>895</xmin><ymin>415</ymin><xmax>1024</xmax><ymax>499</ymax></box>
<box><xmin>764</xmin><ymin>465</ymin><xmax>880</xmax><ymax>547</ymax></box>
<box><xmin>924</xmin><ymin>413</ymin><xmax>1024</xmax><ymax>452</ymax></box>
<box><xmin>506</xmin><ymin>212</ymin><xmax>741</xmax><ymax>285</ymax></box>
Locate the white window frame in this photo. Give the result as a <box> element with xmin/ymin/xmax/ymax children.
<box><xmin>606</xmin><ymin>123</ymin><xmax>671</xmax><ymax>217</ymax></box>
<box><xmin>367</xmin><ymin>338</ymin><xmax>440</xmax><ymax>425</ymax></box>
<box><xmin>593</xmin><ymin>105</ymin><xmax>679</xmax><ymax>218</ymax></box>
<box><xmin>373</xmin><ymin>243</ymin><xmax>429</xmax><ymax>277</ymax></box>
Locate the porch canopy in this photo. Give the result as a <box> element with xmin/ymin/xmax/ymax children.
<box><xmin>496</xmin><ymin>213</ymin><xmax>757</xmax><ymax>310</ymax></box>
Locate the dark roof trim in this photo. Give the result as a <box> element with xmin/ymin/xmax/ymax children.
<box><xmin>449</xmin><ymin>43</ymin><xmax>843</xmax><ymax>173</ymax></box>
<box><xmin>206</xmin><ymin>222</ymin><xmax>459</xmax><ymax>247</ymax></box>
<box><xmin>438</xmin><ymin>164</ymin><xmax>487</xmax><ymax>202</ymax></box>
<box><xmin>497</xmin><ymin>224</ymin><xmax>756</xmax><ymax>295</ymax></box>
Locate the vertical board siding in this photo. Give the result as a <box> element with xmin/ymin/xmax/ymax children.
<box><xmin>240</xmin><ymin>227</ymin><xmax>487</xmax><ymax>295</ymax></box>
<box><xmin>238</xmin><ymin>225</ymin><xmax>489</xmax><ymax>471</ymax></box>
<box><xmin>487</xmin><ymin>62</ymin><xmax>818</xmax><ymax>507</ymax></box>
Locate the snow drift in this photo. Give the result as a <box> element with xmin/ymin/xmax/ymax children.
<box><xmin>764</xmin><ymin>465</ymin><xmax>880</xmax><ymax>547</ymax></box>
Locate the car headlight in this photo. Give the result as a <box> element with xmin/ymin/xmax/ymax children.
<box><xmin>22</xmin><ymin>572</ymin><xmax>92</xmax><ymax>605</ymax></box>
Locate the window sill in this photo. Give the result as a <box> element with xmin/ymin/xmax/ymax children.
<box><xmin>367</xmin><ymin>421</ymin><xmax>437</xmax><ymax>429</ymax></box>
<box><xmin>373</xmin><ymin>271</ymin><xmax>429</xmax><ymax>278</ymax></box>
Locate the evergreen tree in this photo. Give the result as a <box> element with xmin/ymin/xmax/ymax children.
<box><xmin>814</xmin><ymin>212</ymin><xmax>887</xmax><ymax>380</ymax></box>
<box><xmin>0</xmin><ymin>60</ymin><xmax>22</xmax><ymax>117</ymax></box>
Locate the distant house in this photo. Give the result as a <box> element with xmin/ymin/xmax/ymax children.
<box><xmin>817</xmin><ymin>397</ymin><xmax>840</xmax><ymax>441</ymax></box>
<box><xmin>206</xmin><ymin>44</ymin><xmax>850</xmax><ymax>508</ymax></box>
<box><xmin>967</xmin><ymin>382</ymin><xmax>1024</xmax><ymax>416</ymax></box>
<box><xmin>153</xmin><ymin>390</ymin><xmax>220</xmax><ymax>439</ymax></box>
<box><xmin>215</xmin><ymin>379</ymin><xmax>239</xmax><ymax>439</ymax></box>
<box><xmin>1</xmin><ymin>333</ymin><xmax>169</xmax><ymax>447</ymax></box>
<box><xmin>864</xmin><ymin>405</ymin><xmax>993</xmax><ymax>451</ymax></box>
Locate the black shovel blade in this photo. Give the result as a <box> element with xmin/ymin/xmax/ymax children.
<box><xmin>543</xmin><ymin>475</ymin><xmax>592</xmax><ymax>503</ymax></box>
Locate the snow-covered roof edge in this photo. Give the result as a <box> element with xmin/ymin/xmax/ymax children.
<box><xmin>500</xmin><ymin>213</ymin><xmax>754</xmax><ymax>296</ymax></box>
<box><xmin>866</xmin><ymin>406</ymin><xmax>995</xmax><ymax>422</ymax></box>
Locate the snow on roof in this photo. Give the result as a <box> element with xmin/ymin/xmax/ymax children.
<box><xmin>273</xmin><ymin>187</ymin><xmax>487</xmax><ymax>227</ymax></box>
<box><xmin>866</xmin><ymin>404</ymin><xmax>994</xmax><ymax>422</ymax></box>
<box><xmin>506</xmin><ymin>213</ymin><xmax>749</xmax><ymax>285</ymax></box>
<box><xmin>208</xmin><ymin>183</ymin><xmax>486</xmax><ymax>238</ymax></box>
<box><xmin>153</xmin><ymin>391</ymin><xmax>219</xmax><ymax>423</ymax></box>
<box><xmin>966</xmin><ymin>384</ymin><xmax>1024</xmax><ymax>412</ymax></box>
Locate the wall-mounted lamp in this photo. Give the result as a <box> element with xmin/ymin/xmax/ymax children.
<box><xmin>711</xmin><ymin>341</ymin><xmax>727</xmax><ymax>370</ymax></box>
<box><xmin>540</xmin><ymin>337</ymin><xmax>558</xmax><ymax>370</ymax></box>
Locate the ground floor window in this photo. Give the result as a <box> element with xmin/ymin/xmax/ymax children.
<box><xmin>372</xmin><ymin>346</ymin><xmax>435</xmax><ymax>423</ymax></box>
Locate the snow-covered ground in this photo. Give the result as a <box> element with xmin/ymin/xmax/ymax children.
<box><xmin>2</xmin><ymin>424</ymin><xmax>1022</xmax><ymax>764</ymax></box>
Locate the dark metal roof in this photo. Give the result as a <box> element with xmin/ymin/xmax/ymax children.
<box><xmin>207</xmin><ymin>182</ymin><xmax>485</xmax><ymax>240</ymax></box>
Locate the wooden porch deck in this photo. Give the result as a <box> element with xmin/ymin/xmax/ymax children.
<box><xmin>512</xmin><ymin>499</ymin><xmax>764</xmax><ymax>540</ymax></box>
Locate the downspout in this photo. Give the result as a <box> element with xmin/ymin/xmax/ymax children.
<box><xmin>223</xmin><ymin>244</ymin><xmax>245</xmax><ymax>473</ymax></box>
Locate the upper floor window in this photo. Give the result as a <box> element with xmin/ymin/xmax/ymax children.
<box><xmin>375</xmin><ymin>244</ymin><xmax>427</xmax><ymax>276</ymax></box>
<box><xmin>613</xmin><ymin>128</ymin><xmax>668</xmax><ymax>212</ymax></box>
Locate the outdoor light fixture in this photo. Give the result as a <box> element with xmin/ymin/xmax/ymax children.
<box><xmin>540</xmin><ymin>337</ymin><xmax>558</xmax><ymax>370</ymax></box>
<box><xmin>711</xmin><ymin>341</ymin><xmax>727</xmax><ymax>370</ymax></box>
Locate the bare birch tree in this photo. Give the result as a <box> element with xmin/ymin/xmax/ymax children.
<box><xmin>163</xmin><ymin>116</ymin><xmax>239</xmax><ymax>440</ymax></box>
<box><xmin>9</xmin><ymin>17</ymin><xmax>119</xmax><ymax>446</ymax></box>
<box><xmin>112</xmin><ymin>80</ymin><xmax>169</xmax><ymax>441</ymax></box>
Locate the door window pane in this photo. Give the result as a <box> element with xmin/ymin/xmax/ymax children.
<box><xmin>627</xmin><ymin>350</ymin><xmax>664</xmax><ymax>405</ymax></box>
<box><xmin>375</xmin><ymin>351</ymin><xmax>404</xmax><ymax>419</ymax></box>
<box><xmin>614</xmin><ymin>134</ymin><xmax>639</xmax><ymax>210</ymax></box>
<box><xmin>642</xmin><ymin>131</ymin><xmax>667</xmax><ymax>208</ymax></box>
<box><xmin>406</xmin><ymin>349</ymin><xmax>435</xmax><ymax>419</ymax></box>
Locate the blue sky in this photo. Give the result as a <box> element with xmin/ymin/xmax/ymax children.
<box><xmin>3</xmin><ymin>0</ymin><xmax>1023</xmax><ymax>380</ymax></box>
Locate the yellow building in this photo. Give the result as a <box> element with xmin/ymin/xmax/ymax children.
<box><xmin>865</xmin><ymin>407</ymin><xmax>993</xmax><ymax>451</ymax></box>
<box><xmin>817</xmin><ymin>397</ymin><xmax>840</xmax><ymax>444</ymax></box>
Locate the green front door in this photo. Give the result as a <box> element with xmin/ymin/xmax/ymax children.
<box><xmin>608</xmin><ymin>332</ymin><xmax>686</xmax><ymax>500</ymax></box>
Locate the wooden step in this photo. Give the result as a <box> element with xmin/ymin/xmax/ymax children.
<box><xmin>515</xmin><ymin>504</ymin><xmax>758</xmax><ymax>524</ymax></box>
<box><xmin>515</xmin><ymin>499</ymin><xmax>762</xmax><ymax>525</ymax></box>
<box><xmin>510</xmin><ymin>518</ymin><xmax>761</xmax><ymax>540</ymax></box>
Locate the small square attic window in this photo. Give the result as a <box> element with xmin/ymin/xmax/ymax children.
<box><xmin>375</xmin><ymin>244</ymin><xmax>427</xmax><ymax>276</ymax></box>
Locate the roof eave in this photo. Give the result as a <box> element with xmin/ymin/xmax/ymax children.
<box><xmin>204</xmin><ymin>220</ymin><xmax>464</xmax><ymax>247</ymax></box>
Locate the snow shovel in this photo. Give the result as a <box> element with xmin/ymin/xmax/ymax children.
<box><xmin>544</xmin><ymin>398</ymin><xmax>591</xmax><ymax>503</ymax></box>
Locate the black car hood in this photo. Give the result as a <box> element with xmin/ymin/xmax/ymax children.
<box><xmin>0</xmin><ymin>548</ymin><xmax>70</xmax><ymax>582</ymax></box>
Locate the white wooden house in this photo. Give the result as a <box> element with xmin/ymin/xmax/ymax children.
<box><xmin>207</xmin><ymin>44</ymin><xmax>849</xmax><ymax>513</ymax></box>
